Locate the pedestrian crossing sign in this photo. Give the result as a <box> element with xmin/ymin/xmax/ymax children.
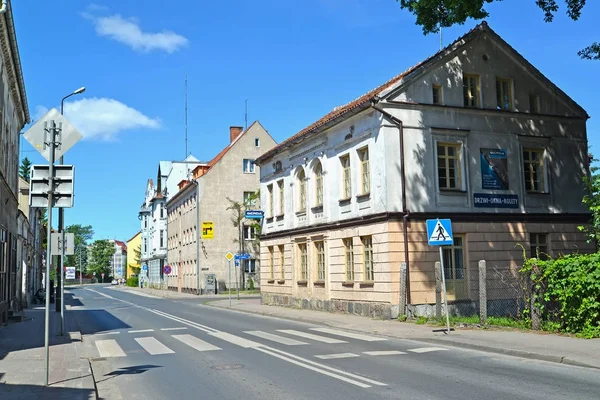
<box><xmin>426</xmin><ymin>219</ymin><xmax>453</xmax><ymax>246</ymax></box>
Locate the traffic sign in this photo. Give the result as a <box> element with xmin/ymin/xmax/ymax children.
<box><xmin>225</xmin><ymin>252</ymin><xmax>234</xmax><ymax>261</ymax></box>
<box><xmin>245</xmin><ymin>210</ymin><xmax>264</xmax><ymax>219</ymax></box>
<box><xmin>65</xmin><ymin>267</ymin><xmax>76</xmax><ymax>280</ymax></box>
<box><xmin>426</xmin><ymin>219</ymin><xmax>453</xmax><ymax>246</ymax></box>
<box><xmin>101</xmin><ymin>273</ymin><xmax>105</xmax><ymax>278</ymax></box>
<box><xmin>30</xmin><ymin>165</ymin><xmax>75</xmax><ymax>208</ymax></box>
<box><xmin>142</xmin><ymin>264</ymin><xmax>148</xmax><ymax>271</ymax></box>
<box><xmin>164</xmin><ymin>265</ymin><xmax>172</xmax><ymax>275</ymax></box>
<box><xmin>51</xmin><ymin>232</ymin><xmax>75</xmax><ymax>255</ymax></box>
<box><xmin>235</xmin><ymin>253</ymin><xmax>251</xmax><ymax>260</ymax></box>
<box><xmin>23</xmin><ymin>108</ymin><xmax>83</xmax><ymax>162</ymax></box>
<box><xmin>202</xmin><ymin>222</ymin><xmax>214</xmax><ymax>239</ymax></box>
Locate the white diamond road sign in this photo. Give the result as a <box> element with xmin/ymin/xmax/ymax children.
<box><xmin>23</xmin><ymin>108</ymin><xmax>83</xmax><ymax>162</ymax></box>
<box><xmin>426</xmin><ymin>219</ymin><xmax>454</xmax><ymax>246</ymax></box>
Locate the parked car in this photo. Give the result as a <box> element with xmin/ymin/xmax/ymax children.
<box><xmin>111</xmin><ymin>279</ymin><xmax>118</xmax><ymax>285</ymax></box>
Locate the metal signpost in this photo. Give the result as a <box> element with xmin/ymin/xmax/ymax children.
<box><xmin>51</xmin><ymin>232</ymin><xmax>74</xmax><ymax>334</ymax></box>
<box><xmin>225</xmin><ymin>252</ymin><xmax>234</xmax><ymax>305</ymax></box>
<box><xmin>24</xmin><ymin>108</ymin><xmax>82</xmax><ymax>386</ymax></box>
<box><xmin>426</xmin><ymin>218</ymin><xmax>454</xmax><ymax>334</ymax></box>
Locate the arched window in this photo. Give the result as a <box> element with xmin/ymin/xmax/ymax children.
<box><xmin>297</xmin><ymin>168</ymin><xmax>306</xmax><ymax>212</ymax></box>
<box><xmin>314</xmin><ymin>162</ymin><xmax>323</xmax><ymax>207</ymax></box>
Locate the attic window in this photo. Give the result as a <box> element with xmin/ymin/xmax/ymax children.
<box><xmin>529</xmin><ymin>94</ymin><xmax>540</xmax><ymax>114</ymax></box>
<box><xmin>255</xmin><ymin>138</ymin><xmax>260</xmax><ymax>147</ymax></box>
<box><xmin>432</xmin><ymin>84</ymin><xmax>442</xmax><ymax>105</ymax></box>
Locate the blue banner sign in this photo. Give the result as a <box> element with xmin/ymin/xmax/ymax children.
<box><xmin>473</xmin><ymin>193</ymin><xmax>519</xmax><ymax>208</ymax></box>
<box><xmin>245</xmin><ymin>210</ymin><xmax>264</xmax><ymax>219</ymax></box>
<box><xmin>480</xmin><ymin>148</ymin><xmax>509</xmax><ymax>190</ymax></box>
<box><xmin>235</xmin><ymin>253</ymin><xmax>251</xmax><ymax>260</ymax></box>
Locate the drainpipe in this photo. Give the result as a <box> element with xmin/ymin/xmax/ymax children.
<box><xmin>0</xmin><ymin>1</ymin><xmax>8</xmax><ymax>14</ymax></box>
<box><xmin>192</xmin><ymin>180</ymin><xmax>201</xmax><ymax>295</ymax></box>
<box><xmin>370</xmin><ymin>97</ymin><xmax>411</xmax><ymax>305</ymax></box>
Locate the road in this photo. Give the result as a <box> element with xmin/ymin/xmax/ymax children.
<box><xmin>66</xmin><ymin>285</ymin><xmax>600</xmax><ymax>400</ymax></box>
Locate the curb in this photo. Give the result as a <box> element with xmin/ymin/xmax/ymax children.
<box><xmin>206</xmin><ymin>301</ymin><xmax>600</xmax><ymax>371</ymax></box>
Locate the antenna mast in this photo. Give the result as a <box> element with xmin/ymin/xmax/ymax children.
<box><xmin>185</xmin><ymin>72</ymin><xmax>188</xmax><ymax>157</ymax></box>
<box><xmin>245</xmin><ymin>99</ymin><xmax>248</xmax><ymax>131</ymax></box>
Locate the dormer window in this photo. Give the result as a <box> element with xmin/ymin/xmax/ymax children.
<box><xmin>432</xmin><ymin>84</ymin><xmax>442</xmax><ymax>105</ymax></box>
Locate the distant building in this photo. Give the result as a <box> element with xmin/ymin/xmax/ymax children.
<box><xmin>126</xmin><ymin>231</ymin><xmax>141</xmax><ymax>278</ymax></box>
<box><xmin>110</xmin><ymin>240</ymin><xmax>127</xmax><ymax>279</ymax></box>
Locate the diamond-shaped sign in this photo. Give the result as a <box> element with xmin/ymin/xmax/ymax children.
<box><xmin>23</xmin><ymin>108</ymin><xmax>83</xmax><ymax>162</ymax></box>
<box><xmin>225</xmin><ymin>252</ymin><xmax>234</xmax><ymax>261</ymax></box>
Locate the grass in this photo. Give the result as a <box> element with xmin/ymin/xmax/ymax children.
<box><xmin>402</xmin><ymin>314</ymin><xmax>531</xmax><ymax>330</ymax></box>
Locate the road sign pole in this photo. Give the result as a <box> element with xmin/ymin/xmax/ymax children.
<box><xmin>228</xmin><ymin>260</ymin><xmax>231</xmax><ymax>306</ymax></box>
<box><xmin>59</xmin><ymin>228</ymin><xmax>65</xmax><ymax>335</ymax></box>
<box><xmin>44</xmin><ymin>120</ymin><xmax>58</xmax><ymax>387</ymax></box>
<box><xmin>439</xmin><ymin>246</ymin><xmax>451</xmax><ymax>334</ymax></box>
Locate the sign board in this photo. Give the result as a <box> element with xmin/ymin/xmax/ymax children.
<box><xmin>480</xmin><ymin>148</ymin><xmax>509</xmax><ymax>190</ymax></box>
<box><xmin>51</xmin><ymin>232</ymin><xmax>75</xmax><ymax>255</ymax></box>
<box><xmin>23</xmin><ymin>108</ymin><xmax>83</xmax><ymax>162</ymax></box>
<box><xmin>202</xmin><ymin>222</ymin><xmax>214</xmax><ymax>239</ymax></box>
<box><xmin>426</xmin><ymin>219</ymin><xmax>453</xmax><ymax>246</ymax></box>
<box><xmin>245</xmin><ymin>210</ymin><xmax>264</xmax><ymax>219</ymax></box>
<box><xmin>473</xmin><ymin>193</ymin><xmax>519</xmax><ymax>209</ymax></box>
<box><xmin>101</xmin><ymin>273</ymin><xmax>105</xmax><ymax>278</ymax></box>
<box><xmin>205</xmin><ymin>273</ymin><xmax>216</xmax><ymax>295</ymax></box>
<box><xmin>65</xmin><ymin>267</ymin><xmax>76</xmax><ymax>279</ymax></box>
<box><xmin>235</xmin><ymin>253</ymin><xmax>251</xmax><ymax>260</ymax></box>
<box><xmin>142</xmin><ymin>264</ymin><xmax>148</xmax><ymax>271</ymax></box>
<box><xmin>225</xmin><ymin>252</ymin><xmax>234</xmax><ymax>261</ymax></box>
<box><xmin>164</xmin><ymin>265</ymin><xmax>172</xmax><ymax>275</ymax></box>
<box><xmin>29</xmin><ymin>165</ymin><xmax>75</xmax><ymax>208</ymax></box>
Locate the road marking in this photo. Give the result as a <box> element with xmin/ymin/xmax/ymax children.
<box><xmin>95</xmin><ymin>331</ymin><xmax>120</xmax><ymax>336</ymax></box>
<box><xmin>209</xmin><ymin>331</ymin><xmax>262</xmax><ymax>348</ymax></box>
<box><xmin>128</xmin><ymin>329</ymin><xmax>154</xmax><ymax>334</ymax></box>
<box><xmin>173</xmin><ymin>334</ymin><xmax>221</xmax><ymax>352</ymax></box>
<box><xmin>244</xmin><ymin>331</ymin><xmax>308</xmax><ymax>346</ymax></box>
<box><xmin>149</xmin><ymin>309</ymin><xmax>219</xmax><ymax>334</ymax></box>
<box><xmin>408</xmin><ymin>347</ymin><xmax>448</xmax><ymax>353</ymax></box>
<box><xmin>315</xmin><ymin>353</ymin><xmax>360</xmax><ymax>360</ymax></box>
<box><xmin>95</xmin><ymin>339</ymin><xmax>126</xmax><ymax>357</ymax></box>
<box><xmin>161</xmin><ymin>327</ymin><xmax>187</xmax><ymax>331</ymax></box>
<box><xmin>277</xmin><ymin>330</ymin><xmax>347</xmax><ymax>344</ymax></box>
<box><xmin>310</xmin><ymin>328</ymin><xmax>387</xmax><ymax>342</ymax></box>
<box><xmin>135</xmin><ymin>337</ymin><xmax>175</xmax><ymax>355</ymax></box>
<box><xmin>363</xmin><ymin>350</ymin><xmax>406</xmax><ymax>356</ymax></box>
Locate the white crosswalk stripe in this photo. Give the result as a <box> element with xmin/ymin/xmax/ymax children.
<box><xmin>134</xmin><ymin>337</ymin><xmax>175</xmax><ymax>355</ymax></box>
<box><xmin>363</xmin><ymin>350</ymin><xmax>406</xmax><ymax>356</ymax></box>
<box><xmin>173</xmin><ymin>334</ymin><xmax>222</xmax><ymax>352</ymax></box>
<box><xmin>95</xmin><ymin>339</ymin><xmax>126</xmax><ymax>358</ymax></box>
<box><xmin>244</xmin><ymin>331</ymin><xmax>308</xmax><ymax>346</ymax></box>
<box><xmin>310</xmin><ymin>328</ymin><xmax>387</xmax><ymax>342</ymax></box>
<box><xmin>315</xmin><ymin>353</ymin><xmax>360</xmax><ymax>360</ymax></box>
<box><xmin>277</xmin><ymin>329</ymin><xmax>347</xmax><ymax>344</ymax></box>
<box><xmin>408</xmin><ymin>347</ymin><xmax>448</xmax><ymax>353</ymax></box>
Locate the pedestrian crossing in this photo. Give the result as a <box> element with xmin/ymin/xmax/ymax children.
<box><xmin>88</xmin><ymin>326</ymin><xmax>450</xmax><ymax>361</ymax></box>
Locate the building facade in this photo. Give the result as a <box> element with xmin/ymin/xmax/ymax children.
<box><xmin>256</xmin><ymin>22</ymin><xmax>594</xmax><ymax>319</ymax></box>
<box><xmin>166</xmin><ymin>123</ymin><xmax>276</xmax><ymax>293</ymax></box>
<box><xmin>126</xmin><ymin>231</ymin><xmax>141</xmax><ymax>278</ymax></box>
<box><xmin>0</xmin><ymin>3</ymin><xmax>30</xmax><ymax>323</ymax></box>
<box><xmin>110</xmin><ymin>240</ymin><xmax>127</xmax><ymax>280</ymax></box>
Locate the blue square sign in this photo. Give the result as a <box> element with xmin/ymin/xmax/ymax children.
<box><xmin>426</xmin><ymin>219</ymin><xmax>453</xmax><ymax>246</ymax></box>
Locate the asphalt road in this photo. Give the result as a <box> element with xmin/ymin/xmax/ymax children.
<box><xmin>66</xmin><ymin>286</ymin><xmax>600</xmax><ymax>400</ymax></box>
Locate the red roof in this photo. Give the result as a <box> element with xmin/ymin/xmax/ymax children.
<box><xmin>114</xmin><ymin>240</ymin><xmax>127</xmax><ymax>252</ymax></box>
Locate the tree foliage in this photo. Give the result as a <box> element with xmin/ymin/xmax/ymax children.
<box><xmin>579</xmin><ymin>161</ymin><xmax>600</xmax><ymax>243</ymax></box>
<box><xmin>19</xmin><ymin>157</ymin><xmax>32</xmax><ymax>181</ymax></box>
<box><xmin>396</xmin><ymin>0</ymin><xmax>597</xmax><ymax>60</ymax></box>
<box><xmin>64</xmin><ymin>224</ymin><xmax>94</xmax><ymax>272</ymax></box>
<box><xmin>87</xmin><ymin>239</ymin><xmax>115</xmax><ymax>277</ymax></box>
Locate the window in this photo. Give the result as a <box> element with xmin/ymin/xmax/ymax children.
<box><xmin>442</xmin><ymin>236</ymin><xmax>467</xmax><ymax>300</ymax></box>
<box><xmin>358</xmin><ymin>147</ymin><xmax>370</xmax><ymax>195</ymax></box>
<box><xmin>243</xmin><ymin>159</ymin><xmax>255</xmax><ymax>173</ymax></box>
<box><xmin>437</xmin><ymin>143</ymin><xmax>462</xmax><ymax>190</ymax></box>
<box><xmin>315</xmin><ymin>241</ymin><xmax>325</xmax><ymax>281</ymax></box>
<box><xmin>530</xmin><ymin>233</ymin><xmax>548</xmax><ymax>259</ymax></box>
<box><xmin>245</xmin><ymin>259</ymin><xmax>256</xmax><ymax>273</ymax></box>
<box><xmin>523</xmin><ymin>148</ymin><xmax>545</xmax><ymax>192</ymax></box>
<box><xmin>529</xmin><ymin>94</ymin><xmax>540</xmax><ymax>113</ymax></box>
<box><xmin>496</xmin><ymin>77</ymin><xmax>513</xmax><ymax>110</ymax></box>
<box><xmin>297</xmin><ymin>169</ymin><xmax>306</xmax><ymax>212</ymax></box>
<box><xmin>160</xmin><ymin>204</ymin><xmax>164</xmax><ymax>219</ymax></box>
<box><xmin>278</xmin><ymin>180</ymin><xmax>285</xmax><ymax>215</ymax></box>
<box><xmin>432</xmin><ymin>84</ymin><xmax>442</xmax><ymax>105</ymax></box>
<box><xmin>340</xmin><ymin>155</ymin><xmax>351</xmax><ymax>199</ymax></box>
<box><xmin>144</xmin><ymin>238</ymin><xmax>147</xmax><ymax>253</ymax></box>
<box><xmin>243</xmin><ymin>225</ymin><xmax>257</xmax><ymax>240</ymax></box>
<box><xmin>244</xmin><ymin>191</ymin><xmax>256</xmax><ymax>206</ymax></box>
<box><xmin>255</xmin><ymin>137</ymin><xmax>260</xmax><ymax>147</ymax></box>
<box><xmin>144</xmin><ymin>216</ymin><xmax>148</xmax><ymax>228</ymax></box>
<box><xmin>267</xmin><ymin>184</ymin><xmax>274</xmax><ymax>217</ymax></box>
<box><xmin>279</xmin><ymin>245</ymin><xmax>285</xmax><ymax>279</ymax></box>
<box><xmin>298</xmin><ymin>243</ymin><xmax>308</xmax><ymax>281</ymax></box>
<box><xmin>314</xmin><ymin>163</ymin><xmax>324</xmax><ymax>206</ymax></box>
<box><xmin>344</xmin><ymin>238</ymin><xmax>354</xmax><ymax>281</ymax></box>
<box><xmin>268</xmin><ymin>247</ymin><xmax>274</xmax><ymax>280</ymax></box>
<box><xmin>463</xmin><ymin>74</ymin><xmax>480</xmax><ymax>107</ymax></box>
<box><xmin>160</xmin><ymin>230</ymin><xmax>164</xmax><ymax>248</ymax></box>
<box><xmin>362</xmin><ymin>236</ymin><xmax>373</xmax><ymax>281</ymax></box>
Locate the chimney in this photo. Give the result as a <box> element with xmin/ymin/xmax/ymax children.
<box><xmin>230</xmin><ymin>126</ymin><xmax>243</xmax><ymax>143</ymax></box>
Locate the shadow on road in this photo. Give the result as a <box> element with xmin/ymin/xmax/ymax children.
<box><xmin>0</xmin><ymin>372</ymin><xmax>95</xmax><ymax>399</ymax></box>
<box><xmin>96</xmin><ymin>365</ymin><xmax>161</xmax><ymax>384</ymax></box>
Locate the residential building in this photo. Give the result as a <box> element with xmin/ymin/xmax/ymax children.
<box><xmin>255</xmin><ymin>22</ymin><xmax>594</xmax><ymax>319</ymax></box>
<box><xmin>167</xmin><ymin>123</ymin><xmax>276</xmax><ymax>293</ymax></box>
<box><xmin>0</xmin><ymin>3</ymin><xmax>30</xmax><ymax>324</ymax></box>
<box><xmin>126</xmin><ymin>231</ymin><xmax>141</xmax><ymax>278</ymax></box>
<box><xmin>110</xmin><ymin>240</ymin><xmax>127</xmax><ymax>279</ymax></box>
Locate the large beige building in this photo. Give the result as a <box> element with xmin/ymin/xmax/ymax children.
<box><xmin>255</xmin><ymin>22</ymin><xmax>594</xmax><ymax>319</ymax></box>
<box><xmin>167</xmin><ymin>122</ymin><xmax>276</xmax><ymax>293</ymax></box>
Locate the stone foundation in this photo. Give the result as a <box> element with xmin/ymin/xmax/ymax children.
<box><xmin>261</xmin><ymin>293</ymin><xmax>398</xmax><ymax>319</ymax></box>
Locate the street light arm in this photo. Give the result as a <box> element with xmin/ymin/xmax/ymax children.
<box><xmin>60</xmin><ymin>87</ymin><xmax>86</xmax><ymax>115</ymax></box>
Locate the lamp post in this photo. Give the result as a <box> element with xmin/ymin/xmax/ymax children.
<box><xmin>57</xmin><ymin>86</ymin><xmax>85</xmax><ymax>335</ymax></box>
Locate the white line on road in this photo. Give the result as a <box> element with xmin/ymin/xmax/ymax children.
<box><xmin>128</xmin><ymin>329</ymin><xmax>154</xmax><ymax>334</ymax></box>
<box><xmin>244</xmin><ymin>331</ymin><xmax>308</xmax><ymax>346</ymax></box>
<box><xmin>408</xmin><ymin>347</ymin><xmax>449</xmax><ymax>353</ymax></box>
<box><xmin>95</xmin><ymin>331</ymin><xmax>120</xmax><ymax>336</ymax></box>
<box><xmin>148</xmin><ymin>309</ymin><xmax>218</xmax><ymax>334</ymax></box>
<box><xmin>135</xmin><ymin>337</ymin><xmax>175</xmax><ymax>355</ymax></box>
<box><xmin>173</xmin><ymin>334</ymin><xmax>221</xmax><ymax>352</ymax></box>
<box><xmin>95</xmin><ymin>339</ymin><xmax>126</xmax><ymax>357</ymax></box>
<box><xmin>315</xmin><ymin>353</ymin><xmax>360</xmax><ymax>360</ymax></box>
<box><xmin>310</xmin><ymin>328</ymin><xmax>387</xmax><ymax>342</ymax></box>
<box><xmin>161</xmin><ymin>327</ymin><xmax>187</xmax><ymax>331</ymax></box>
<box><xmin>363</xmin><ymin>351</ymin><xmax>407</xmax><ymax>356</ymax></box>
<box><xmin>277</xmin><ymin>329</ymin><xmax>347</xmax><ymax>344</ymax></box>
<box><xmin>209</xmin><ymin>331</ymin><xmax>262</xmax><ymax>348</ymax></box>
<box><xmin>110</xmin><ymin>288</ymin><xmax>160</xmax><ymax>299</ymax></box>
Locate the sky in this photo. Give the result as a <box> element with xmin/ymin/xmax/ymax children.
<box><xmin>14</xmin><ymin>0</ymin><xmax>600</xmax><ymax>243</ymax></box>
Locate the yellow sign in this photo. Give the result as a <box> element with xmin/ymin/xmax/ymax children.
<box><xmin>202</xmin><ymin>222</ymin><xmax>214</xmax><ymax>239</ymax></box>
<box><xmin>225</xmin><ymin>252</ymin><xmax>234</xmax><ymax>261</ymax></box>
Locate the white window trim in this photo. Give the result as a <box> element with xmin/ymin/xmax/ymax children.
<box><xmin>243</xmin><ymin>159</ymin><xmax>256</xmax><ymax>174</ymax></box>
<box><xmin>433</xmin><ymin>137</ymin><xmax>468</xmax><ymax>193</ymax></box>
<box><xmin>519</xmin><ymin>145</ymin><xmax>550</xmax><ymax>194</ymax></box>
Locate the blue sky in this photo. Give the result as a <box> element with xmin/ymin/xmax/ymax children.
<box><xmin>15</xmin><ymin>0</ymin><xmax>599</xmax><ymax>243</ymax></box>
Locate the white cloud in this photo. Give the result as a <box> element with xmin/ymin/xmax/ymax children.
<box><xmin>57</xmin><ymin>97</ymin><xmax>161</xmax><ymax>140</ymax></box>
<box><xmin>83</xmin><ymin>9</ymin><xmax>188</xmax><ymax>53</ymax></box>
<box><xmin>33</xmin><ymin>105</ymin><xmax>49</xmax><ymax>122</ymax></box>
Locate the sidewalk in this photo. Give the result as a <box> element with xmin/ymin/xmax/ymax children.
<box><xmin>207</xmin><ymin>297</ymin><xmax>600</xmax><ymax>370</ymax></box>
<box><xmin>108</xmin><ymin>284</ymin><xmax>260</xmax><ymax>301</ymax></box>
<box><xmin>0</xmin><ymin>307</ymin><xmax>96</xmax><ymax>399</ymax></box>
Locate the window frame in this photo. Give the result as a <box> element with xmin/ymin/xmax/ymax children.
<box><xmin>463</xmin><ymin>74</ymin><xmax>480</xmax><ymax>108</ymax></box>
<box><xmin>432</xmin><ymin>84</ymin><xmax>443</xmax><ymax>105</ymax></box>
<box><xmin>315</xmin><ymin>241</ymin><xmax>325</xmax><ymax>281</ymax></box>
<box><xmin>298</xmin><ymin>243</ymin><xmax>308</xmax><ymax>281</ymax></box>
<box><xmin>243</xmin><ymin>225</ymin><xmax>257</xmax><ymax>240</ymax></box>
<box><xmin>278</xmin><ymin>180</ymin><xmax>285</xmax><ymax>216</ymax></box>
<box><xmin>436</xmin><ymin>142</ymin><xmax>464</xmax><ymax>191</ymax></box>
<box><xmin>243</xmin><ymin>159</ymin><xmax>256</xmax><ymax>173</ymax></box>
<box><xmin>358</xmin><ymin>147</ymin><xmax>370</xmax><ymax>195</ymax></box>
<box><xmin>361</xmin><ymin>236</ymin><xmax>374</xmax><ymax>282</ymax></box>
<box><xmin>314</xmin><ymin>162</ymin><xmax>324</xmax><ymax>207</ymax></box>
<box><xmin>268</xmin><ymin>246</ymin><xmax>274</xmax><ymax>280</ymax></box>
<box><xmin>297</xmin><ymin>169</ymin><xmax>307</xmax><ymax>213</ymax></box>
<box><xmin>243</xmin><ymin>191</ymin><xmax>256</xmax><ymax>206</ymax></box>
<box><xmin>496</xmin><ymin>77</ymin><xmax>513</xmax><ymax>111</ymax></box>
<box><xmin>522</xmin><ymin>147</ymin><xmax>547</xmax><ymax>193</ymax></box>
<box><xmin>529</xmin><ymin>94</ymin><xmax>540</xmax><ymax>114</ymax></box>
<box><xmin>344</xmin><ymin>238</ymin><xmax>354</xmax><ymax>282</ymax></box>
<box><xmin>267</xmin><ymin>184</ymin><xmax>274</xmax><ymax>217</ymax></box>
<box><xmin>279</xmin><ymin>245</ymin><xmax>285</xmax><ymax>280</ymax></box>
<box><xmin>530</xmin><ymin>233</ymin><xmax>549</xmax><ymax>259</ymax></box>
<box><xmin>340</xmin><ymin>154</ymin><xmax>352</xmax><ymax>199</ymax></box>
<box><xmin>442</xmin><ymin>235</ymin><xmax>466</xmax><ymax>281</ymax></box>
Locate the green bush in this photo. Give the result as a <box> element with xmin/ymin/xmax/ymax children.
<box><xmin>126</xmin><ymin>276</ymin><xmax>139</xmax><ymax>287</ymax></box>
<box><xmin>247</xmin><ymin>277</ymin><xmax>255</xmax><ymax>291</ymax></box>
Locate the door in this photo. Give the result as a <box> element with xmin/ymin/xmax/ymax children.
<box><xmin>442</xmin><ymin>236</ymin><xmax>468</xmax><ymax>301</ymax></box>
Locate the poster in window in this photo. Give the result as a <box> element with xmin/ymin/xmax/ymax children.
<box><xmin>480</xmin><ymin>148</ymin><xmax>509</xmax><ymax>190</ymax></box>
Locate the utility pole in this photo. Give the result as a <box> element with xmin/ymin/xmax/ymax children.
<box><xmin>185</xmin><ymin>72</ymin><xmax>188</xmax><ymax>158</ymax></box>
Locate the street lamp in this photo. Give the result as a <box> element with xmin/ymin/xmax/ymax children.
<box><xmin>56</xmin><ymin>86</ymin><xmax>86</xmax><ymax>335</ymax></box>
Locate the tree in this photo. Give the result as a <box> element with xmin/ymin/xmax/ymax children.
<box><xmin>64</xmin><ymin>224</ymin><xmax>94</xmax><ymax>276</ymax></box>
<box><xmin>19</xmin><ymin>157</ymin><xmax>32</xmax><ymax>181</ymax></box>
<box><xmin>87</xmin><ymin>239</ymin><xmax>115</xmax><ymax>278</ymax></box>
<box><xmin>128</xmin><ymin>244</ymin><xmax>142</xmax><ymax>276</ymax></box>
<box><xmin>395</xmin><ymin>0</ymin><xmax>598</xmax><ymax>60</ymax></box>
<box><xmin>579</xmin><ymin>157</ymin><xmax>600</xmax><ymax>243</ymax></box>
